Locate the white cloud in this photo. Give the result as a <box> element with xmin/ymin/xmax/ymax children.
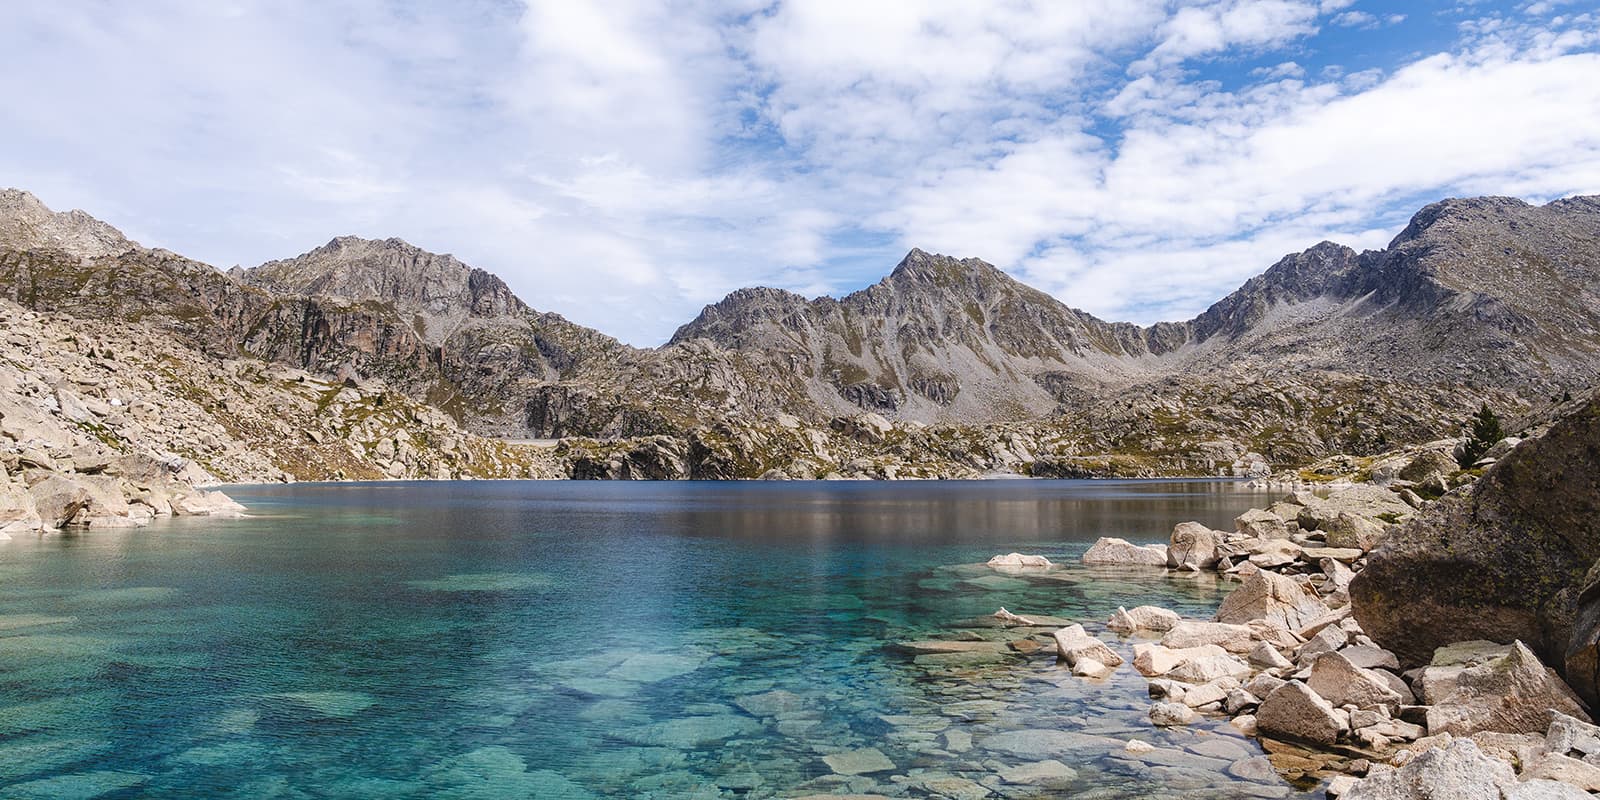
<box><xmin>0</xmin><ymin>0</ymin><xmax>1596</xmax><ymax>346</ymax></box>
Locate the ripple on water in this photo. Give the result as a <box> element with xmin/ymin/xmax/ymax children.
<box><xmin>265</xmin><ymin>690</ymin><xmax>378</xmax><ymax>718</ymax></box>
<box><xmin>405</xmin><ymin>572</ymin><xmax>558</xmax><ymax>592</ymax></box>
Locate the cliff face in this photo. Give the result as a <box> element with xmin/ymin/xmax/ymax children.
<box><xmin>1</xmin><ymin>188</ymin><xmax>1598</xmax><ymax>481</ymax></box>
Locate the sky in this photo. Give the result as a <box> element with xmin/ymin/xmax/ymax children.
<box><xmin>2</xmin><ymin>1</ymin><xmax>1598</xmax><ymax>346</ymax></box>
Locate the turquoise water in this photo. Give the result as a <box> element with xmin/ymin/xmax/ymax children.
<box><xmin>0</xmin><ymin>480</ymin><xmax>1311</xmax><ymax>799</ymax></box>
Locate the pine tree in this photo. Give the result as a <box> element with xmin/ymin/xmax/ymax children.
<box><xmin>1458</xmin><ymin>403</ymin><xmax>1505</xmax><ymax>468</ymax></box>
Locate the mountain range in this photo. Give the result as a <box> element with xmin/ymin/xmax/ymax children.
<box><xmin>1</xmin><ymin>187</ymin><xmax>1597</xmax><ymax>481</ymax></box>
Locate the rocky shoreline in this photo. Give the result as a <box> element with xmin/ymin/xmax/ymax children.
<box><xmin>916</xmin><ymin>414</ymin><xmax>1600</xmax><ymax>798</ymax></box>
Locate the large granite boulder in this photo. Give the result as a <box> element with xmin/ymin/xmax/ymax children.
<box><xmin>1352</xmin><ymin>395</ymin><xmax>1600</xmax><ymax>700</ymax></box>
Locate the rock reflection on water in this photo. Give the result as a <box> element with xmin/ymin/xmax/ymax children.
<box><xmin>0</xmin><ymin>479</ymin><xmax>1314</xmax><ymax>798</ymax></box>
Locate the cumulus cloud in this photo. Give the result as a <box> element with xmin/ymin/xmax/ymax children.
<box><xmin>0</xmin><ymin>1</ymin><xmax>1596</xmax><ymax>344</ymax></box>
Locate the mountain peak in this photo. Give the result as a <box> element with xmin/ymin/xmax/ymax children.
<box><xmin>0</xmin><ymin>188</ymin><xmax>135</xmax><ymax>258</ymax></box>
<box><xmin>242</xmin><ymin>236</ymin><xmax>526</xmax><ymax>339</ymax></box>
<box><xmin>888</xmin><ymin>248</ymin><xmax>1003</xmax><ymax>283</ymax></box>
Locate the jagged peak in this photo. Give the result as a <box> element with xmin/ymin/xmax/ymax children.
<box><xmin>887</xmin><ymin>248</ymin><xmax>1009</xmax><ymax>285</ymax></box>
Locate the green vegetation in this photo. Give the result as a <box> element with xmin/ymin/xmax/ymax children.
<box><xmin>1457</xmin><ymin>403</ymin><xmax>1505</xmax><ymax>468</ymax></box>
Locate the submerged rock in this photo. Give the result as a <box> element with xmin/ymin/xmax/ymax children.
<box><xmin>987</xmin><ymin>553</ymin><xmax>1052</xmax><ymax>567</ymax></box>
<box><xmin>821</xmin><ymin>747</ymin><xmax>895</xmax><ymax>776</ymax></box>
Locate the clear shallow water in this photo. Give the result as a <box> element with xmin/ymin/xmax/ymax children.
<box><xmin>0</xmin><ymin>479</ymin><xmax>1313</xmax><ymax>799</ymax></box>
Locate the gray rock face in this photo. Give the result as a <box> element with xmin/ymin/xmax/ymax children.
<box><xmin>1353</xmin><ymin>395</ymin><xmax>1600</xmax><ymax>701</ymax></box>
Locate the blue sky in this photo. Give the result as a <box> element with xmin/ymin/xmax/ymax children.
<box><xmin>3</xmin><ymin>1</ymin><xmax>1598</xmax><ymax>345</ymax></box>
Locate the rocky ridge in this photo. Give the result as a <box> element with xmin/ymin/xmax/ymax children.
<box><xmin>2</xmin><ymin>188</ymin><xmax>1599</xmax><ymax>485</ymax></box>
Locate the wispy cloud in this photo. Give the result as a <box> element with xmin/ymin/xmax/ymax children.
<box><xmin>0</xmin><ymin>2</ymin><xmax>1596</xmax><ymax>344</ymax></box>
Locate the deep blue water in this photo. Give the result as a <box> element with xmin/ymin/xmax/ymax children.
<box><xmin>0</xmin><ymin>479</ymin><xmax>1311</xmax><ymax>799</ymax></box>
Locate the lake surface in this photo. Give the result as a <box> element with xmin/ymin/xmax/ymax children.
<box><xmin>0</xmin><ymin>479</ymin><xmax>1316</xmax><ymax>799</ymax></box>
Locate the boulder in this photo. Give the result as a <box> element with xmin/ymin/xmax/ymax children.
<box><xmin>1323</xmin><ymin>512</ymin><xmax>1388</xmax><ymax>551</ymax></box>
<box><xmin>1235</xmin><ymin>507</ymin><xmax>1290</xmax><ymax>539</ymax></box>
<box><xmin>1342</xmin><ymin>740</ymin><xmax>1515</xmax><ymax>800</ymax></box>
<box><xmin>1352</xmin><ymin>397</ymin><xmax>1600</xmax><ymax>693</ymax></box>
<box><xmin>1106</xmin><ymin>605</ymin><xmax>1180</xmax><ymax>634</ymax></box>
<box><xmin>1341</xmin><ymin>645</ymin><xmax>1401</xmax><ymax>671</ymax></box>
<box><xmin>1506</xmin><ymin>780</ymin><xmax>1592</xmax><ymax>800</ymax></box>
<box><xmin>1132</xmin><ymin>643</ymin><xmax>1227</xmax><ymax>677</ymax></box>
<box><xmin>1215</xmin><ymin>569</ymin><xmax>1330</xmax><ymax>630</ymax></box>
<box><xmin>1</xmin><ymin>476</ymin><xmax>43</xmax><ymax>534</ymax></box>
<box><xmin>26</xmin><ymin>473</ymin><xmax>90</xmax><ymax>528</ymax></box>
<box><xmin>1295</xmin><ymin>485</ymin><xmax>1411</xmax><ymax>532</ymax></box>
<box><xmin>1546</xmin><ymin>710</ymin><xmax>1600</xmax><ymax>760</ymax></box>
<box><xmin>1521</xmin><ymin>753</ymin><xmax>1600</xmax><ymax>792</ymax></box>
<box><xmin>1149</xmin><ymin>702</ymin><xmax>1196</xmax><ymax>727</ymax></box>
<box><xmin>1161</xmin><ymin>620</ymin><xmax>1255</xmax><ymax>653</ymax></box>
<box><xmin>1426</xmin><ymin>641</ymin><xmax>1591</xmax><ymax>737</ymax></box>
<box><xmin>1256</xmin><ymin>680</ymin><xmax>1345</xmax><ymax>746</ymax></box>
<box><xmin>1248</xmin><ymin>641</ymin><xmax>1293</xmax><ymax>670</ymax></box>
<box><xmin>1167</xmin><ymin>521</ymin><xmax>1222</xmax><ymax>571</ymax></box>
<box><xmin>1052</xmin><ymin>625</ymin><xmax>1123</xmax><ymax>669</ymax></box>
<box><xmin>1165</xmin><ymin>653</ymin><xmax>1252</xmax><ymax>684</ymax></box>
<box><xmin>1397</xmin><ymin>449</ymin><xmax>1458</xmax><ymax>486</ymax></box>
<box><xmin>171</xmin><ymin>489</ymin><xmax>246</xmax><ymax>517</ymax></box>
<box><xmin>1307</xmin><ymin>651</ymin><xmax>1403</xmax><ymax>711</ymax></box>
<box><xmin>1081</xmin><ymin>537</ymin><xmax>1167</xmax><ymax>567</ymax></box>
<box><xmin>1296</xmin><ymin>621</ymin><xmax>1349</xmax><ymax>664</ymax></box>
<box><xmin>987</xmin><ymin>553</ymin><xmax>1052</xmax><ymax>568</ymax></box>
<box><xmin>1181</xmin><ymin>677</ymin><xmax>1239</xmax><ymax>708</ymax></box>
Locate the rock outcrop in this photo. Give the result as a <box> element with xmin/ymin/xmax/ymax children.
<box><xmin>1352</xmin><ymin>394</ymin><xmax>1600</xmax><ymax>700</ymax></box>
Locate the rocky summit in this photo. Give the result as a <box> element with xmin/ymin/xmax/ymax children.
<box><xmin>1</xmin><ymin>188</ymin><xmax>1599</xmax><ymax>488</ymax></box>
